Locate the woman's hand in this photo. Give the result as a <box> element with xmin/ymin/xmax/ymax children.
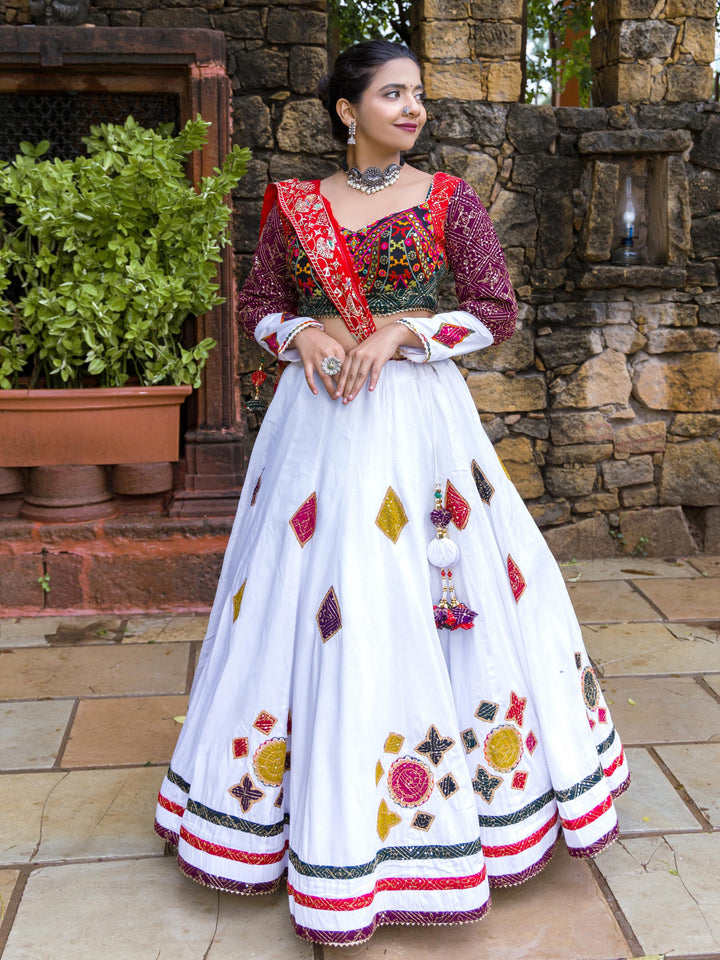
<box><xmin>292</xmin><ymin>327</ymin><xmax>347</xmax><ymax>397</ymax></box>
<box><xmin>334</xmin><ymin>322</ymin><xmax>420</xmax><ymax>403</ymax></box>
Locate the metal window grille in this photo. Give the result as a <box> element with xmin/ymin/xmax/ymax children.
<box><xmin>0</xmin><ymin>92</ymin><xmax>181</xmax><ymax>161</ymax></box>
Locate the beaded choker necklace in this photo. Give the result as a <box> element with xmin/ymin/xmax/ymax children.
<box><xmin>341</xmin><ymin>156</ymin><xmax>405</xmax><ymax>195</ymax></box>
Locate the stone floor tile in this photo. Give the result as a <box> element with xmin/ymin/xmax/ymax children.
<box><xmin>0</xmin><ymin>869</ymin><xmax>19</xmax><ymax>923</ymax></box>
<box><xmin>62</xmin><ymin>695</ymin><xmax>188</xmax><ymax>767</ymax></box>
<box><xmin>0</xmin><ymin>768</ymin><xmax>165</xmax><ymax>864</ymax></box>
<box><xmin>600</xmin><ymin>676</ymin><xmax>720</xmax><ymax>744</ymax></box>
<box><xmin>0</xmin><ymin>772</ymin><xmax>64</xmax><ymax>865</ymax></box>
<box><xmin>633</xmin><ymin>577</ymin><xmax>720</xmax><ymax>621</ymax></box>
<box><xmin>0</xmin><ymin>643</ymin><xmax>190</xmax><ymax>699</ymax></box>
<box><xmin>704</xmin><ymin>673</ymin><xmax>720</xmax><ymax>698</ymax></box>
<box><xmin>583</xmin><ymin>621</ymin><xmax>720</xmax><ymax>676</ymax></box>
<box><xmin>656</xmin><ymin>744</ymin><xmax>720</xmax><ymax>828</ymax></box>
<box><xmin>2</xmin><ymin>859</ymin><xmax>311</xmax><ymax>960</ymax></box>
<box><xmin>0</xmin><ymin>616</ymin><xmax>123</xmax><ymax>648</ymax></box>
<box><xmin>122</xmin><ymin>614</ymin><xmax>209</xmax><ymax>644</ymax></box>
<box><xmin>325</xmin><ymin>846</ymin><xmax>629</xmax><ymax>960</ymax></box>
<box><xmin>567</xmin><ymin>580</ymin><xmax>661</xmax><ymax>623</ymax></box>
<box><xmin>688</xmin><ymin>556</ymin><xmax>720</xmax><ymax>577</ymax></box>
<box><xmin>0</xmin><ymin>700</ymin><xmax>74</xmax><ymax>770</ymax></box>
<box><xmin>560</xmin><ymin>557</ymin><xmax>696</xmax><ymax>582</ymax></box>
<box><xmin>596</xmin><ymin>834</ymin><xmax>720</xmax><ymax>956</ymax></box>
<box><xmin>615</xmin><ymin>748</ymin><xmax>700</xmax><ymax>834</ymax></box>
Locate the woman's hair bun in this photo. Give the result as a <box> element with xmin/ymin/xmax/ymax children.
<box><xmin>316</xmin><ymin>74</ymin><xmax>331</xmax><ymax>108</ymax></box>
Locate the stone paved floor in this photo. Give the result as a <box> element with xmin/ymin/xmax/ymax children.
<box><xmin>0</xmin><ymin>558</ymin><xmax>719</xmax><ymax>960</ymax></box>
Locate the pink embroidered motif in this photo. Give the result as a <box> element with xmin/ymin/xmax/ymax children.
<box><xmin>290</xmin><ymin>492</ymin><xmax>317</xmax><ymax>548</ymax></box>
<box><xmin>507</xmin><ymin>554</ymin><xmax>527</xmax><ymax>602</ymax></box>
<box><xmin>232</xmin><ymin>737</ymin><xmax>249</xmax><ymax>759</ymax></box>
<box><xmin>262</xmin><ymin>332</ymin><xmax>280</xmax><ymax>356</ymax></box>
<box><xmin>588</xmin><ymin>717</ymin><xmax>596</xmax><ymax>730</ymax></box>
<box><xmin>445</xmin><ymin>480</ymin><xmax>470</xmax><ymax>531</ymax></box>
<box><xmin>505</xmin><ymin>691</ymin><xmax>527</xmax><ymax>727</ymax></box>
<box><xmin>432</xmin><ymin>323</ymin><xmax>472</xmax><ymax>349</ymax></box>
<box><xmin>598</xmin><ymin>707</ymin><xmax>608</xmax><ymax>724</ymax></box>
<box><xmin>387</xmin><ymin>756</ymin><xmax>434</xmax><ymax>808</ymax></box>
<box><xmin>511</xmin><ymin>770</ymin><xmax>529</xmax><ymax>791</ymax></box>
<box><xmin>253</xmin><ymin>711</ymin><xmax>278</xmax><ymax>735</ymax></box>
<box><xmin>251</xmin><ymin>473</ymin><xmax>262</xmax><ymax>506</ymax></box>
<box><xmin>525</xmin><ymin>730</ymin><xmax>538</xmax><ymax>754</ymax></box>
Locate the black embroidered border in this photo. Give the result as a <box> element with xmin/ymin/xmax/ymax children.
<box><xmin>477</xmin><ymin>788</ymin><xmax>554</xmax><ymax>828</ymax></box>
<box><xmin>596</xmin><ymin>728</ymin><xmax>616</xmax><ymax>756</ymax></box>
<box><xmin>167</xmin><ymin>766</ymin><xmax>190</xmax><ymax>793</ymax></box>
<box><xmin>289</xmin><ymin>837</ymin><xmax>484</xmax><ymax>880</ymax></box>
<box><xmin>554</xmin><ymin>765</ymin><xmax>604</xmax><ymax>803</ymax></box>
<box><xmin>187</xmin><ymin>799</ymin><xmax>287</xmax><ymax>837</ymax></box>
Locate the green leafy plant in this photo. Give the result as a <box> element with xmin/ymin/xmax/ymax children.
<box><xmin>0</xmin><ymin>117</ymin><xmax>250</xmax><ymax>389</ymax></box>
<box><xmin>525</xmin><ymin>0</ymin><xmax>593</xmax><ymax>106</ymax></box>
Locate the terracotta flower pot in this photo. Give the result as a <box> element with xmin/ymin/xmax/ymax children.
<box><xmin>0</xmin><ymin>386</ymin><xmax>192</xmax><ymax>468</ymax></box>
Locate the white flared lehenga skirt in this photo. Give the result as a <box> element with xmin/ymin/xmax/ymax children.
<box><xmin>155</xmin><ymin>358</ymin><xmax>629</xmax><ymax>946</ymax></box>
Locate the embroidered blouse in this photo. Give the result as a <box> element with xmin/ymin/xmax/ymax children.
<box><xmin>237</xmin><ymin>175</ymin><xmax>517</xmax><ymax>363</ymax></box>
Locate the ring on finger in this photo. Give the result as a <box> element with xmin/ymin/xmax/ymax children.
<box><xmin>321</xmin><ymin>356</ymin><xmax>343</xmax><ymax>377</ymax></box>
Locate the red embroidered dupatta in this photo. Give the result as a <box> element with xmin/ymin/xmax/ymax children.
<box><xmin>260</xmin><ymin>173</ymin><xmax>460</xmax><ymax>344</ymax></box>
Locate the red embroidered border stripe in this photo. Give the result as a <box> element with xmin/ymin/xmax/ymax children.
<box><xmin>158</xmin><ymin>793</ymin><xmax>185</xmax><ymax>817</ymax></box>
<box><xmin>603</xmin><ymin>748</ymin><xmax>625</xmax><ymax>778</ymax></box>
<box><xmin>560</xmin><ymin>794</ymin><xmax>612</xmax><ymax>832</ymax></box>
<box><xmin>288</xmin><ymin>867</ymin><xmax>487</xmax><ymax>913</ymax></box>
<box><xmin>483</xmin><ymin>811</ymin><xmax>559</xmax><ymax>858</ymax></box>
<box><xmin>180</xmin><ymin>827</ymin><xmax>288</xmax><ymax>865</ymax></box>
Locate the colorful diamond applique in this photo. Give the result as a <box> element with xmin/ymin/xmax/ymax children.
<box><xmin>411</xmin><ymin>811</ymin><xmax>435</xmax><ymax>832</ymax></box>
<box><xmin>525</xmin><ymin>730</ymin><xmax>538</xmax><ymax>754</ymax></box>
<box><xmin>472</xmin><ymin>765</ymin><xmax>503</xmax><ymax>804</ymax></box>
<box><xmin>232</xmin><ymin>737</ymin><xmax>249</xmax><ymax>759</ymax></box>
<box><xmin>511</xmin><ymin>770</ymin><xmax>529</xmax><ymax>791</ymax></box>
<box><xmin>262</xmin><ymin>332</ymin><xmax>280</xmax><ymax>357</ymax></box>
<box><xmin>445</xmin><ymin>480</ymin><xmax>470</xmax><ymax>530</ymax></box>
<box><xmin>574</xmin><ymin>652</ymin><xmax>582</xmax><ymax>670</ymax></box>
<box><xmin>483</xmin><ymin>724</ymin><xmax>524</xmax><ymax>773</ymax></box>
<box><xmin>316</xmin><ymin>586</ymin><xmax>342</xmax><ymax>643</ymax></box>
<box><xmin>387</xmin><ymin>757</ymin><xmax>435</xmax><ymax>808</ymax></box>
<box><xmin>232</xmin><ymin>580</ymin><xmax>246</xmax><ymax>623</ymax></box>
<box><xmin>228</xmin><ymin>774</ymin><xmax>265</xmax><ymax>813</ymax></box>
<box><xmin>274</xmin><ymin>787</ymin><xmax>284</xmax><ymax>808</ymax></box>
<box><xmin>437</xmin><ymin>772</ymin><xmax>459</xmax><ymax>799</ymax></box>
<box><xmin>507</xmin><ymin>554</ymin><xmax>527</xmax><ymax>602</ymax></box>
<box><xmin>461</xmin><ymin>728</ymin><xmax>479</xmax><ymax>753</ymax></box>
<box><xmin>375</xmin><ymin>486</ymin><xmax>408</xmax><ymax>543</ymax></box>
<box><xmin>252</xmin><ymin>738</ymin><xmax>287</xmax><ymax>787</ymax></box>
<box><xmin>253</xmin><ymin>710</ymin><xmax>278</xmax><ymax>735</ymax></box>
<box><xmin>377</xmin><ymin>799</ymin><xmax>402</xmax><ymax>841</ymax></box>
<box><xmin>375</xmin><ymin>761</ymin><xmax>384</xmax><ymax>786</ymax></box>
<box><xmin>415</xmin><ymin>725</ymin><xmax>455</xmax><ymax>767</ymax></box>
<box><xmin>250</xmin><ymin>473</ymin><xmax>262</xmax><ymax>507</ymax></box>
<box><xmin>505</xmin><ymin>691</ymin><xmax>527</xmax><ymax>727</ymax></box>
<box><xmin>598</xmin><ymin>707</ymin><xmax>608</xmax><ymax>724</ymax></box>
<box><xmin>384</xmin><ymin>732</ymin><xmax>405</xmax><ymax>754</ymax></box>
<box><xmin>284</xmin><ymin>751</ymin><xmax>291</xmax><ymax>771</ymax></box>
<box><xmin>432</xmin><ymin>323</ymin><xmax>472</xmax><ymax>349</ymax></box>
<box><xmin>588</xmin><ymin>717</ymin><xmax>596</xmax><ymax>730</ymax></box>
<box><xmin>290</xmin><ymin>493</ymin><xmax>317</xmax><ymax>548</ymax></box>
<box><xmin>475</xmin><ymin>701</ymin><xmax>499</xmax><ymax>723</ymax></box>
<box><xmin>471</xmin><ymin>459</ymin><xmax>495</xmax><ymax>505</ymax></box>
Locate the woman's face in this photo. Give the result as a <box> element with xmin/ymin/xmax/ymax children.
<box><xmin>349</xmin><ymin>58</ymin><xmax>426</xmax><ymax>154</ymax></box>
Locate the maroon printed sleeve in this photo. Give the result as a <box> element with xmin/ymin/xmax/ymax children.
<box><xmin>236</xmin><ymin>204</ymin><xmax>300</xmax><ymax>341</ymax></box>
<box><xmin>444</xmin><ymin>180</ymin><xmax>518</xmax><ymax>345</ymax></box>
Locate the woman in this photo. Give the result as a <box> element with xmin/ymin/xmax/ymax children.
<box><xmin>155</xmin><ymin>40</ymin><xmax>629</xmax><ymax>946</ymax></box>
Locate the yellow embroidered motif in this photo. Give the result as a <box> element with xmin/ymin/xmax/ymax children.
<box><xmin>252</xmin><ymin>737</ymin><xmax>287</xmax><ymax>787</ymax></box>
<box><xmin>233</xmin><ymin>580</ymin><xmax>247</xmax><ymax>622</ymax></box>
<box><xmin>483</xmin><ymin>724</ymin><xmax>524</xmax><ymax>773</ymax></box>
<box><xmin>377</xmin><ymin>799</ymin><xmax>402</xmax><ymax>841</ymax></box>
<box><xmin>384</xmin><ymin>732</ymin><xmax>405</xmax><ymax>754</ymax></box>
<box><xmin>375</xmin><ymin>761</ymin><xmax>384</xmax><ymax>786</ymax></box>
<box><xmin>375</xmin><ymin>486</ymin><xmax>408</xmax><ymax>543</ymax></box>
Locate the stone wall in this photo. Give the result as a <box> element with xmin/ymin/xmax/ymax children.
<box><xmin>1</xmin><ymin>0</ymin><xmax>719</xmax><ymax>560</ymax></box>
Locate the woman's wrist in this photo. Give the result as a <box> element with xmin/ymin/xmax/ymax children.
<box><xmin>392</xmin><ymin>318</ymin><xmax>424</xmax><ymax>348</ymax></box>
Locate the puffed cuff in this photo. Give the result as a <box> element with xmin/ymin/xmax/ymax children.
<box><xmin>394</xmin><ymin>311</ymin><xmax>494</xmax><ymax>363</ymax></box>
<box><xmin>255</xmin><ymin>312</ymin><xmax>324</xmax><ymax>361</ymax></box>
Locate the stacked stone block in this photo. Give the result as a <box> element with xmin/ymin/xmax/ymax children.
<box><xmin>412</xmin><ymin>0</ymin><xmax>523</xmax><ymax>102</ymax></box>
<box><xmin>592</xmin><ymin>0</ymin><xmax>716</xmax><ymax>104</ymax></box>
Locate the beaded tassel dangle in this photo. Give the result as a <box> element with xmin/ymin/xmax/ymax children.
<box><xmin>246</xmin><ymin>361</ymin><xmax>268</xmax><ymax>414</ymax></box>
<box><xmin>427</xmin><ymin>483</ymin><xmax>477</xmax><ymax>631</ymax></box>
